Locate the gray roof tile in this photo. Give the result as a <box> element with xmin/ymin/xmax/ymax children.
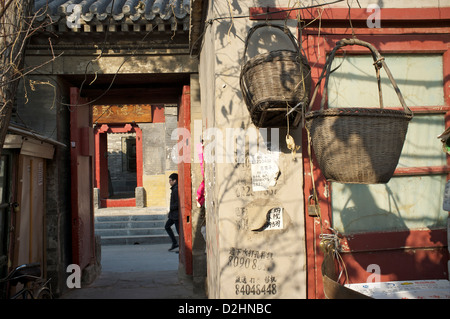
<box><xmin>34</xmin><ymin>0</ymin><xmax>190</xmax><ymax>24</ymax></box>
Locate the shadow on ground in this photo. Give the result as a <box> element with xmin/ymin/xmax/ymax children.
<box><xmin>60</xmin><ymin>244</ymin><xmax>206</xmax><ymax>299</ymax></box>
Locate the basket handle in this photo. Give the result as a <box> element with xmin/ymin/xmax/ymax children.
<box><xmin>242</xmin><ymin>23</ymin><xmax>300</xmax><ymax>65</ymax></box>
<box><xmin>307</xmin><ymin>38</ymin><xmax>412</xmax><ymax>115</ymax></box>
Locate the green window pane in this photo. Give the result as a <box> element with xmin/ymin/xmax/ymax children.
<box><xmin>331</xmin><ymin>175</ymin><xmax>448</xmax><ymax>234</ymax></box>
<box><xmin>398</xmin><ymin>114</ymin><xmax>446</xmax><ymax>168</ymax></box>
<box><xmin>328</xmin><ymin>54</ymin><xmax>444</xmax><ymax>108</ymax></box>
<box><xmin>328</xmin><ymin>53</ymin><xmax>447</xmax><ymax>235</ymax></box>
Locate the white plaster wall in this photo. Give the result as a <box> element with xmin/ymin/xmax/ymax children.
<box><xmin>200</xmin><ymin>0</ymin><xmax>306</xmax><ymax>299</ymax></box>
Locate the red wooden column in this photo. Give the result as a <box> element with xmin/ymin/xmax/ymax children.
<box><xmin>177</xmin><ymin>86</ymin><xmax>193</xmax><ymax>275</ymax></box>
<box><xmin>94</xmin><ymin>125</ymin><xmax>109</xmax><ymax>200</ymax></box>
<box><xmin>135</xmin><ymin>127</ymin><xmax>143</xmax><ymax>188</ymax></box>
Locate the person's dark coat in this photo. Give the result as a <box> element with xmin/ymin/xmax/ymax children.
<box><xmin>168</xmin><ymin>182</ymin><xmax>179</xmax><ymax>220</ymax></box>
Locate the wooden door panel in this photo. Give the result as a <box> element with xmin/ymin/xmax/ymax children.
<box><xmin>70</xmin><ymin>87</ymin><xmax>95</xmax><ymax>269</ymax></box>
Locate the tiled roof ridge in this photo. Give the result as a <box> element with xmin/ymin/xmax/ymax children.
<box><xmin>34</xmin><ymin>0</ymin><xmax>190</xmax><ymax>22</ymax></box>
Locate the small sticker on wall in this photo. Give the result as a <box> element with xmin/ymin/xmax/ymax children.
<box><xmin>252</xmin><ymin>207</ymin><xmax>283</xmax><ymax>232</ymax></box>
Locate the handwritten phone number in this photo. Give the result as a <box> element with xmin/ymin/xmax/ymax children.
<box><xmin>228</xmin><ymin>256</ymin><xmax>267</xmax><ymax>271</ymax></box>
<box><xmin>235</xmin><ymin>284</ymin><xmax>277</xmax><ymax>296</ymax></box>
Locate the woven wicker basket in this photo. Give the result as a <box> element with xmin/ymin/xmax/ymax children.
<box><xmin>240</xmin><ymin>23</ymin><xmax>311</xmax><ymax>128</ymax></box>
<box><xmin>305</xmin><ymin>38</ymin><xmax>413</xmax><ymax>184</ymax></box>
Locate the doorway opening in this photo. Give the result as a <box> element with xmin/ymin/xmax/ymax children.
<box><xmin>107</xmin><ymin>132</ymin><xmax>137</xmax><ymax>200</ymax></box>
<box><xmin>94</xmin><ymin>123</ymin><xmax>143</xmax><ymax>208</ymax></box>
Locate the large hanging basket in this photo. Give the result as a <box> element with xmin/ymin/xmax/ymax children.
<box><xmin>305</xmin><ymin>38</ymin><xmax>413</xmax><ymax>184</ymax></box>
<box><xmin>240</xmin><ymin>23</ymin><xmax>311</xmax><ymax>128</ymax></box>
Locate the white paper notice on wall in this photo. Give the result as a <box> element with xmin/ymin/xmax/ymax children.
<box><xmin>251</xmin><ymin>152</ymin><xmax>280</xmax><ymax>192</ymax></box>
<box><xmin>443</xmin><ymin>180</ymin><xmax>450</xmax><ymax>211</ymax></box>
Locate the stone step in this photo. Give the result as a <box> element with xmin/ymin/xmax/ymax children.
<box><xmin>95</xmin><ymin>206</ymin><xmax>168</xmax><ymax>217</ymax></box>
<box><xmin>95</xmin><ymin>227</ymin><xmax>167</xmax><ymax>237</ymax></box>
<box><xmin>95</xmin><ymin>214</ymin><xmax>166</xmax><ymax>223</ymax></box>
<box><xmin>94</xmin><ymin>207</ymin><xmax>176</xmax><ymax>246</ymax></box>
<box><xmin>95</xmin><ymin>220</ymin><xmax>165</xmax><ymax>229</ymax></box>
<box><xmin>99</xmin><ymin>235</ymin><xmax>176</xmax><ymax>246</ymax></box>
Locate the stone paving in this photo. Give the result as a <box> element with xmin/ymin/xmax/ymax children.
<box><xmin>60</xmin><ymin>244</ymin><xmax>206</xmax><ymax>299</ymax></box>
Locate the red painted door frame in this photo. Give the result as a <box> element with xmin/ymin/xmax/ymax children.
<box><xmin>70</xmin><ymin>87</ymin><xmax>96</xmax><ymax>270</ymax></box>
<box><xmin>251</xmin><ymin>7</ymin><xmax>450</xmax><ymax>298</ymax></box>
<box><xmin>177</xmin><ymin>86</ymin><xmax>193</xmax><ymax>275</ymax></box>
<box><xmin>94</xmin><ymin>123</ymin><xmax>143</xmax><ymax>208</ymax></box>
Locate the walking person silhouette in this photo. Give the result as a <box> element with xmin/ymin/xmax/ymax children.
<box><xmin>165</xmin><ymin>173</ymin><xmax>179</xmax><ymax>251</ymax></box>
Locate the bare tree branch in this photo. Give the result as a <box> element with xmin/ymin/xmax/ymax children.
<box><xmin>0</xmin><ymin>0</ymin><xmax>55</xmax><ymax>155</ymax></box>
<box><xmin>0</xmin><ymin>0</ymin><xmax>14</xmax><ymax>20</ymax></box>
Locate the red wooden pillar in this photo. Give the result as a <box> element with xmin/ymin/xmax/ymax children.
<box><xmin>94</xmin><ymin>125</ymin><xmax>109</xmax><ymax>200</ymax></box>
<box><xmin>178</xmin><ymin>86</ymin><xmax>193</xmax><ymax>275</ymax></box>
<box><xmin>136</xmin><ymin>127</ymin><xmax>143</xmax><ymax>188</ymax></box>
